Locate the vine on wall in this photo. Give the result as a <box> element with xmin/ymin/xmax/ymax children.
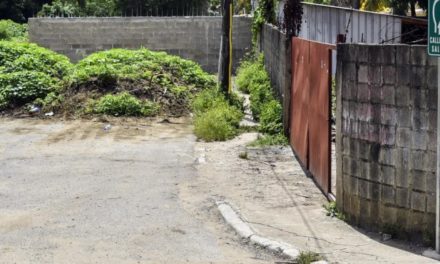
<box><xmin>251</xmin><ymin>0</ymin><xmax>276</xmax><ymax>44</ymax></box>
<box><xmin>251</xmin><ymin>0</ymin><xmax>303</xmax><ymax>45</ymax></box>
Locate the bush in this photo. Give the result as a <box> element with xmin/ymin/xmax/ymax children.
<box><xmin>259</xmin><ymin>100</ymin><xmax>283</xmax><ymax>135</ymax></box>
<box><xmin>94</xmin><ymin>92</ymin><xmax>159</xmax><ymax>116</ymax></box>
<box><xmin>191</xmin><ymin>88</ymin><xmax>228</xmax><ymax>115</ymax></box>
<box><xmin>192</xmin><ymin>88</ymin><xmax>244</xmax><ymax>141</ymax></box>
<box><xmin>194</xmin><ymin>105</ymin><xmax>243</xmax><ymax>142</ymax></box>
<box><xmin>0</xmin><ymin>20</ymin><xmax>27</xmax><ymax>41</ymax></box>
<box><xmin>0</xmin><ymin>41</ymin><xmax>71</xmax><ymax>109</ymax></box>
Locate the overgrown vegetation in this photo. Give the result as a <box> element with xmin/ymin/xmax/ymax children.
<box><xmin>62</xmin><ymin>48</ymin><xmax>215</xmax><ymax>117</ymax></box>
<box><xmin>0</xmin><ymin>20</ymin><xmax>27</xmax><ymax>41</ymax></box>
<box><xmin>236</xmin><ymin>52</ymin><xmax>288</xmax><ymax>146</ymax></box>
<box><xmin>192</xmin><ymin>88</ymin><xmax>243</xmax><ymax>142</ymax></box>
<box><xmin>251</xmin><ymin>0</ymin><xmax>276</xmax><ymax>44</ymax></box>
<box><xmin>0</xmin><ymin>41</ymin><xmax>71</xmax><ymax>110</ymax></box>
<box><xmin>0</xmin><ymin>41</ymin><xmax>215</xmax><ymax>119</ymax></box>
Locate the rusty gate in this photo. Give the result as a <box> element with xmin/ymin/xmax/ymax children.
<box><xmin>290</xmin><ymin>37</ymin><xmax>334</xmax><ymax>196</ymax></box>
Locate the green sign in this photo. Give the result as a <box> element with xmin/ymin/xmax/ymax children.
<box><xmin>429</xmin><ymin>0</ymin><xmax>440</xmax><ymax>56</ymax></box>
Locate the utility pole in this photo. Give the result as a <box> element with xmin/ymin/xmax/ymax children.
<box><xmin>218</xmin><ymin>0</ymin><xmax>233</xmax><ymax>96</ymax></box>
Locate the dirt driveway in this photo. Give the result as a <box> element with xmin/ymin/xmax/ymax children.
<box><xmin>0</xmin><ymin>118</ymin><xmax>279</xmax><ymax>264</ymax></box>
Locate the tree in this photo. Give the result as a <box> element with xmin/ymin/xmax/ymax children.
<box><xmin>0</xmin><ymin>0</ymin><xmax>26</xmax><ymax>22</ymax></box>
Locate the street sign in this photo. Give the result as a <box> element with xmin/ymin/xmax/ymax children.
<box><xmin>429</xmin><ymin>0</ymin><xmax>440</xmax><ymax>56</ymax></box>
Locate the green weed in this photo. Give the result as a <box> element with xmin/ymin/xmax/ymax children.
<box><xmin>236</xmin><ymin>53</ymin><xmax>273</xmax><ymax>121</ymax></box>
<box><xmin>194</xmin><ymin>105</ymin><xmax>243</xmax><ymax>142</ymax></box>
<box><xmin>94</xmin><ymin>92</ymin><xmax>159</xmax><ymax>117</ymax></box>
<box><xmin>192</xmin><ymin>88</ymin><xmax>244</xmax><ymax>141</ymax></box>
<box><xmin>259</xmin><ymin>100</ymin><xmax>283</xmax><ymax>135</ymax></box>
<box><xmin>248</xmin><ymin>134</ymin><xmax>288</xmax><ymax>147</ymax></box>
<box><xmin>297</xmin><ymin>251</ymin><xmax>322</xmax><ymax>264</ymax></box>
<box><xmin>323</xmin><ymin>202</ymin><xmax>346</xmax><ymax>221</ymax></box>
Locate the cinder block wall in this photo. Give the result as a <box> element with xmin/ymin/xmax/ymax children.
<box><xmin>28</xmin><ymin>17</ymin><xmax>253</xmax><ymax>73</ymax></box>
<box><xmin>259</xmin><ymin>24</ymin><xmax>292</xmax><ymax>135</ymax></box>
<box><xmin>336</xmin><ymin>44</ymin><xmax>437</xmax><ymax>238</ymax></box>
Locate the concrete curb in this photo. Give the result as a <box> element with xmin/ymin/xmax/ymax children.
<box><xmin>216</xmin><ymin>201</ymin><xmax>328</xmax><ymax>263</ymax></box>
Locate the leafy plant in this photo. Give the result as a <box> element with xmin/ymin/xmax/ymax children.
<box><xmin>33</xmin><ymin>92</ymin><xmax>65</xmax><ymax>111</ymax></box>
<box><xmin>191</xmin><ymin>88</ymin><xmax>228</xmax><ymax>115</ymax></box>
<box><xmin>192</xmin><ymin>88</ymin><xmax>244</xmax><ymax>142</ymax></box>
<box><xmin>38</xmin><ymin>0</ymin><xmax>80</xmax><ymax>17</ymax></box>
<box><xmin>94</xmin><ymin>92</ymin><xmax>159</xmax><ymax>116</ymax></box>
<box><xmin>252</xmin><ymin>0</ymin><xmax>276</xmax><ymax>44</ymax></box>
<box><xmin>259</xmin><ymin>100</ymin><xmax>283</xmax><ymax>135</ymax></box>
<box><xmin>0</xmin><ymin>41</ymin><xmax>71</xmax><ymax>109</ymax></box>
<box><xmin>236</xmin><ymin>53</ymin><xmax>273</xmax><ymax>120</ymax></box>
<box><xmin>324</xmin><ymin>202</ymin><xmax>346</xmax><ymax>221</ymax></box>
<box><xmin>0</xmin><ymin>20</ymin><xmax>27</xmax><ymax>41</ymax></box>
<box><xmin>236</xmin><ymin>52</ymin><xmax>287</xmax><ymax>147</ymax></box>
<box><xmin>194</xmin><ymin>105</ymin><xmax>243</xmax><ymax>141</ymax></box>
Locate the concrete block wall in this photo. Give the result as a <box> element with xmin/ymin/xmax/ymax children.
<box><xmin>336</xmin><ymin>44</ymin><xmax>437</xmax><ymax>238</ymax></box>
<box><xmin>259</xmin><ymin>23</ymin><xmax>291</xmax><ymax>135</ymax></box>
<box><xmin>28</xmin><ymin>16</ymin><xmax>253</xmax><ymax>73</ymax></box>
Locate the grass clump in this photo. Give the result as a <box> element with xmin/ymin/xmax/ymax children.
<box><xmin>248</xmin><ymin>134</ymin><xmax>288</xmax><ymax>147</ymax></box>
<box><xmin>0</xmin><ymin>41</ymin><xmax>72</xmax><ymax>110</ymax></box>
<box><xmin>93</xmin><ymin>92</ymin><xmax>159</xmax><ymax>117</ymax></box>
<box><xmin>297</xmin><ymin>251</ymin><xmax>323</xmax><ymax>264</ymax></box>
<box><xmin>192</xmin><ymin>88</ymin><xmax>244</xmax><ymax>142</ymax></box>
<box><xmin>0</xmin><ymin>20</ymin><xmax>27</xmax><ymax>41</ymax></box>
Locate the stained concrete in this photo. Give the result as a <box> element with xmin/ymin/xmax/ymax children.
<box><xmin>0</xmin><ymin>118</ymin><xmax>278</xmax><ymax>264</ymax></box>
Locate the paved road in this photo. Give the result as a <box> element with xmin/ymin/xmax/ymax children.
<box><xmin>0</xmin><ymin>118</ymin><xmax>276</xmax><ymax>264</ymax></box>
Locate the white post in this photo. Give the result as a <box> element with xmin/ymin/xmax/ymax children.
<box><xmin>437</xmin><ymin>57</ymin><xmax>440</xmax><ymax>253</ymax></box>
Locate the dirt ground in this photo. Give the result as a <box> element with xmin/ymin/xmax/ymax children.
<box><xmin>182</xmin><ymin>132</ymin><xmax>439</xmax><ymax>264</ymax></box>
<box><xmin>0</xmin><ymin>117</ymin><xmax>438</xmax><ymax>264</ymax></box>
<box><xmin>0</xmin><ymin>118</ymin><xmax>281</xmax><ymax>264</ymax></box>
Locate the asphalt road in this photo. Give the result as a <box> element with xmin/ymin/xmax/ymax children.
<box><xmin>0</xmin><ymin>118</ymin><xmax>276</xmax><ymax>264</ymax></box>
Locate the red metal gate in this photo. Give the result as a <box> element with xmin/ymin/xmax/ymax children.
<box><xmin>290</xmin><ymin>37</ymin><xmax>334</xmax><ymax>196</ymax></box>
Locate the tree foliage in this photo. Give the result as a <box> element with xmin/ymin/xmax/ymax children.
<box><xmin>1</xmin><ymin>0</ymin><xmax>211</xmax><ymax>21</ymax></box>
<box><xmin>283</xmin><ymin>0</ymin><xmax>303</xmax><ymax>39</ymax></box>
<box><xmin>359</xmin><ymin>0</ymin><xmax>427</xmax><ymax>16</ymax></box>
